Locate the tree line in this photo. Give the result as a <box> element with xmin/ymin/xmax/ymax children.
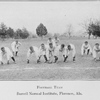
<box><xmin>0</xmin><ymin>22</ymin><xmax>48</xmax><ymax>40</ymax></box>
<box><xmin>0</xmin><ymin>19</ymin><xmax>100</xmax><ymax>40</ymax></box>
<box><xmin>0</xmin><ymin>23</ymin><xmax>30</xmax><ymax>39</ymax></box>
<box><xmin>36</xmin><ymin>20</ymin><xmax>100</xmax><ymax>39</ymax></box>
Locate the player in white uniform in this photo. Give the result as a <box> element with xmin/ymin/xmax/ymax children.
<box><xmin>52</xmin><ymin>36</ymin><xmax>60</xmax><ymax>47</ymax></box>
<box><xmin>92</xmin><ymin>43</ymin><xmax>100</xmax><ymax>61</ymax></box>
<box><xmin>51</xmin><ymin>37</ymin><xmax>60</xmax><ymax>63</ymax></box>
<box><xmin>53</xmin><ymin>44</ymin><xmax>67</xmax><ymax>63</ymax></box>
<box><xmin>65</xmin><ymin>44</ymin><xmax>76</xmax><ymax>62</ymax></box>
<box><xmin>38</xmin><ymin>43</ymin><xmax>48</xmax><ymax>63</ymax></box>
<box><xmin>47</xmin><ymin>38</ymin><xmax>53</xmax><ymax>46</ymax></box>
<box><xmin>81</xmin><ymin>41</ymin><xmax>92</xmax><ymax>56</ymax></box>
<box><xmin>27</xmin><ymin>46</ymin><xmax>40</xmax><ymax>63</ymax></box>
<box><xmin>47</xmin><ymin>43</ymin><xmax>55</xmax><ymax>63</ymax></box>
<box><xmin>0</xmin><ymin>47</ymin><xmax>15</xmax><ymax>65</ymax></box>
<box><xmin>11</xmin><ymin>40</ymin><xmax>21</xmax><ymax>56</ymax></box>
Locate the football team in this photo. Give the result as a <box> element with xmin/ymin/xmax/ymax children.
<box><xmin>0</xmin><ymin>37</ymin><xmax>100</xmax><ymax>65</ymax></box>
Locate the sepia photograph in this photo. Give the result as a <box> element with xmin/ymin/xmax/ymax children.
<box><xmin>0</xmin><ymin>1</ymin><xmax>100</xmax><ymax>81</ymax></box>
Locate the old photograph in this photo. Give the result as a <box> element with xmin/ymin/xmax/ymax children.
<box><xmin>0</xmin><ymin>1</ymin><xmax>100</xmax><ymax>81</ymax></box>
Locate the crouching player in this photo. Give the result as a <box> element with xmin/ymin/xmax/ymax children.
<box><xmin>81</xmin><ymin>41</ymin><xmax>92</xmax><ymax>56</ymax></box>
<box><xmin>11</xmin><ymin>40</ymin><xmax>21</xmax><ymax>56</ymax></box>
<box><xmin>53</xmin><ymin>44</ymin><xmax>67</xmax><ymax>63</ymax></box>
<box><xmin>27</xmin><ymin>46</ymin><xmax>40</xmax><ymax>63</ymax></box>
<box><xmin>38</xmin><ymin>43</ymin><xmax>49</xmax><ymax>63</ymax></box>
<box><xmin>92</xmin><ymin>43</ymin><xmax>100</xmax><ymax>61</ymax></box>
<box><xmin>0</xmin><ymin>47</ymin><xmax>16</xmax><ymax>65</ymax></box>
<box><xmin>65</xmin><ymin>44</ymin><xmax>76</xmax><ymax>62</ymax></box>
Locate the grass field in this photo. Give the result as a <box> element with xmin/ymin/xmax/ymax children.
<box><xmin>0</xmin><ymin>37</ymin><xmax>100</xmax><ymax>81</ymax></box>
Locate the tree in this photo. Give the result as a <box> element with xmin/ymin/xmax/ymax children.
<box><xmin>21</xmin><ymin>27</ymin><xmax>29</xmax><ymax>39</ymax></box>
<box><xmin>80</xmin><ymin>18</ymin><xmax>100</xmax><ymax>39</ymax></box>
<box><xmin>87</xmin><ymin>19</ymin><xmax>100</xmax><ymax>39</ymax></box>
<box><xmin>81</xmin><ymin>19</ymin><xmax>93</xmax><ymax>39</ymax></box>
<box><xmin>91</xmin><ymin>20</ymin><xmax>100</xmax><ymax>38</ymax></box>
<box><xmin>6</xmin><ymin>27</ymin><xmax>14</xmax><ymax>38</ymax></box>
<box><xmin>36</xmin><ymin>23</ymin><xmax>48</xmax><ymax>37</ymax></box>
<box><xmin>15</xmin><ymin>28</ymin><xmax>22</xmax><ymax>39</ymax></box>
<box><xmin>15</xmin><ymin>28</ymin><xmax>29</xmax><ymax>39</ymax></box>
<box><xmin>0</xmin><ymin>22</ymin><xmax>30</xmax><ymax>39</ymax></box>
<box><xmin>0</xmin><ymin>23</ymin><xmax>7</xmax><ymax>40</ymax></box>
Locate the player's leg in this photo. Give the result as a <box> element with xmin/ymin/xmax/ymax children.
<box><xmin>7</xmin><ymin>54</ymin><xmax>15</xmax><ymax>64</ymax></box>
<box><xmin>63</xmin><ymin>55</ymin><xmax>68</xmax><ymax>62</ymax></box>
<box><xmin>72</xmin><ymin>50</ymin><xmax>76</xmax><ymax>61</ymax></box>
<box><xmin>73</xmin><ymin>56</ymin><xmax>76</xmax><ymax>61</ymax></box>
<box><xmin>27</xmin><ymin>51</ymin><xmax>31</xmax><ymax>64</ymax></box>
<box><xmin>37</xmin><ymin>55</ymin><xmax>42</xmax><ymax>63</ymax></box>
<box><xmin>27</xmin><ymin>59</ymin><xmax>29</xmax><ymax>63</ymax></box>
<box><xmin>87</xmin><ymin>49</ymin><xmax>90</xmax><ymax>55</ymax></box>
<box><xmin>6</xmin><ymin>54</ymin><xmax>10</xmax><ymax>64</ymax></box>
<box><xmin>83</xmin><ymin>49</ymin><xmax>86</xmax><ymax>55</ymax></box>
<box><xmin>54</xmin><ymin>56</ymin><xmax>58</xmax><ymax>63</ymax></box>
<box><xmin>63</xmin><ymin>50</ymin><xmax>69</xmax><ymax>62</ymax></box>
<box><xmin>11</xmin><ymin>56</ymin><xmax>16</xmax><ymax>63</ymax></box>
<box><xmin>15</xmin><ymin>46</ymin><xmax>19</xmax><ymax>56</ymax></box>
<box><xmin>1</xmin><ymin>61</ymin><xmax>3</xmax><ymax>65</ymax></box>
<box><xmin>45</xmin><ymin>50</ymin><xmax>49</xmax><ymax>62</ymax></box>
<box><xmin>48</xmin><ymin>51</ymin><xmax>53</xmax><ymax>64</ymax></box>
<box><xmin>90</xmin><ymin>47</ymin><xmax>93</xmax><ymax>55</ymax></box>
<box><xmin>0</xmin><ymin>55</ymin><xmax>3</xmax><ymax>65</ymax></box>
<box><xmin>53</xmin><ymin>46</ymin><xmax>59</xmax><ymax>63</ymax></box>
<box><xmin>0</xmin><ymin>60</ymin><xmax>3</xmax><ymax>65</ymax></box>
<box><xmin>15</xmin><ymin>51</ymin><xmax>18</xmax><ymax>56</ymax></box>
<box><xmin>44</xmin><ymin>55</ymin><xmax>48</xmax><ymax>62</ymax></box>
<box><xmin>42</xmin><ymin>51</ymin><xmax>48</xmax><ymax>63</ymax></box>
<box><xmin>93</xmin><ymin>50</ymin><xmax>97</xmax><ymax>61</ymax></box>
<box><xmin>81</xmin><ymin>47</ymin><xmax>84</xmax><ymax>56</ymax></box>
<box><xmin>12</xmin><ymin>51</ymin><xmax>15</xmax><ymax>56</ymax></box>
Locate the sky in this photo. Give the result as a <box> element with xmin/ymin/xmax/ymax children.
<box><xmin>0</xmin><ymin>1</ymin><xmax>100</xmax><ymax>35</ymax></box>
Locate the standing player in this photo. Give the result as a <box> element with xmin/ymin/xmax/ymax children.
<box><xmin>92</xmin><ymin>43</ymin><xmax>100</xmax><ymax>61</ymax></box>
<box><xmin>65</xmin><ymin>44</ymin><xmax>76</xmax><ymax>62</ymax></box>
<box><xmin>81</xmin><ymin>41</ymin><xmax>92</xmax><ymax>56</ymax></box>
<box><xmin>48</xmin><ymin>43</ymin><xmax>55</xmax><ymax>63</ymax></box>
<box><xmin>11</xmin><ymin>40</ymin><xmax>21</xmax><ymax>56</ymax></box>
<box><xmin>52</xmin><ymin>36</ymin><xmax>60</xmax><ymax>47</ymax></box>
<box><xmin>0</xmin><ymin>47</ymin><xmax>16</xmax><ymax>65</ymax></box>
<box><xmin>52</xmin><ymin>36</ymin><xmax>60</xmax><ymax>62</ymax></box>
<box><xmin>47</xmin><ymin>38</ymin><xmax>53</xmax><ymax>45</ymax></box>
<box><xmin>27</xmin><ymin>46</ymin><xmax>40</xmax><ymax>63</ymax></box>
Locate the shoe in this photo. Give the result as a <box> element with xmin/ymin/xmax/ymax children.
<box><xmin>1</xmin><ymin>62</ymin><xmax>3</xmax><ymax>65</ymax></box>
<box><xmin>37</xmin><ymin>60</ymin><xmax>40</xmax><ymax>63</ymax></box>
<box><xmin>27</xmin><ymin>60</ymin><xmax>29</xmax><ymax>64</ymax></box>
